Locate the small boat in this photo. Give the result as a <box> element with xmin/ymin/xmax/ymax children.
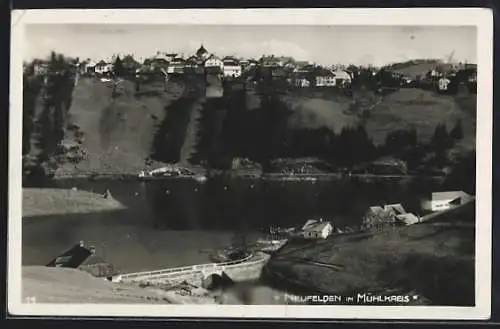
<box><xmin>138</xmin><ymin>166</ymin><xmax>207</xmax><ymax>182</ymax></box>
<box><xmin>193</xmin><ymin>175</ymin><xmax>207</xmax><ymax>183</ymax></box>
<box><xmin>256</xmin><ymin>239</ymin><xmax>288</xmax><ymax>253</ymax></box>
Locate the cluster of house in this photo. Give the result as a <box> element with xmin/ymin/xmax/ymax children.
<box><xmin>71</xmin><ymin>44</ymin><xmax>354</xmax><ymax>88</ymax></box>
<box><xmin>280</xmin><ymin>190</ymin><xmax>475</xmax><ymax>241</ymax></box>
<box><xmin>362</xmin><ymin>203</ymin><xmax>420</xmax><ymax>231</ymax></box>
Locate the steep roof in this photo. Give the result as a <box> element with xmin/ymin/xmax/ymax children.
<box><xmin>432</xmin><ymin>191</ymin><xmax>470</xmax><ymax>202</ymax></box>
<box><xmin>368</xmin><ymin>206</ymin><xmax>385</xmax><ymax>215</ymax></box>
<box><xmin>384</xmin><ymin>203</ymin><xmax>406</xmax><ymax>215</ymax></box>
<box><xmin>303</xmin><ymin>220</ymin><xmax>332</xmax><ymax>233</ymax></box>
<box><xmin>302</xmin><ymin>219</ymin><xmax>319</xmax><ymax>230</ymax></box>
<box><xmin>333</xmin><ymin>70</ymin><xmax>352</xmax><ymax>79</ymax></box>
<box><xmin>46</xmin><ymin>243</ymin><xmax>92</xmax><ymax>268</ymax></box>
<box><xmin>316</xmin><ymin>68</ymin><xmax>335</xmax><ymax>77</ymax></box>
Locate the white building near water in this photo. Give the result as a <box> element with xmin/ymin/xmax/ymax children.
<box><xmin>422</xmin><ymin>191</ymin><xmax>473</xmax><ymax>212</ymax></box>
<box><xmin>301</xmin><ymin>219</ymin><xmax>333</xmax><ymax>240</ymax></box>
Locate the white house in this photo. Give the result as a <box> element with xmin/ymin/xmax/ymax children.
<box><xmin>438</xmin><ymin>76</ymin><xmax>452</xmax><ymax>92</ymax></box>
<box><xmin>167</xmin><ymin>57</ymin><xmax>185</xmax><ymax>74</ymax></box>
<box><xmin>315</xmin><ymin>70</ymin><xmax>336</xmax><ymax>87</ymax></box>
<box><xmin>332</xmin><ymin>70</ymin><xmax>352</xmax><ymax>86</ymax></box>
<box><xmin>94</xmin><ymin>60</ymin><xmax>113</xmax><ymax>75</ymax></box>
<box><xmin>422</xmin><ymin>191</ymin><xmax>473</xmax><ymax>212</ymax></box>
<box><xmin>223</xmin><ymin>58</ymin><xmax>242</xmax><ymax>78</ymax></box>
<box><xmin>84</xmin><ymin>61</ymin><xmax>97</xmax><ymax>74</ymax></box>
<box><xmin>205</xmin><ymin>55</ymin><xmax>224</xmax><ymax>74</ymax></box>
<box><xmin>301</xmin><ymin>219</ymin><xmax>333</xmax><ymax>240</ymax></box>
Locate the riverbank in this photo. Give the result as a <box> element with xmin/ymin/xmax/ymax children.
<box><xmin>23</xmin><ymin>188</ymin><xmax>126</xmax><ymax>217</ymax></box>
<box><xmin>265</xmin><ymin>200</ymin><xmax>475</xmax><ymax>306</ymax></box>
<box><xmin>32</xmin><ymin>169</ymin><xmax>446</xmax><ymax>183</ymax></box>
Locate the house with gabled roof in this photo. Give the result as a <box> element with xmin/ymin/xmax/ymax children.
<box><xmin>301</xmin><ymin>219</ymin><xmax>334</xmax><ymax>239</ymax></box>
<box><xmin>362</xmin><ymin>202</ymin><xmax>420</xmax><ymax>230</ymax></box>
<box><xmin>205</xmin><ymin>54</ymin><xmax>224</xmax><ymax>74</ymax></box>
<box><xmin>94</xmin><ymin>60</ymin><xmax>113</xmax><ymax>75</ymax></box>
<box><xmin>315</xmin><ymin>68</ymin><xmax>336</xmax><ymax>87</ymax></box>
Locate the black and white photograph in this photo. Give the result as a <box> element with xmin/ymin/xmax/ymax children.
<box><xmin>8</xmin><ymin>9</ymin><xmax>492</xmax><ymax>319</ymax></box>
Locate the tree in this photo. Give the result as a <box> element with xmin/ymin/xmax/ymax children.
<box><xmin>450</xmin><ymin>120</ymin><xmax>464</xmax><ymax>140</ymax></box>
<box><xmin>431</xmin><ymin>123</ymin><xmax>450</xmax><ymax>148</ymax></box>
<box><xmin>431</xmin><ymin>123</ymin><xmax>451</xmax><ymax>167</ymax></box>
<box><xmin>113</xmin><ymin>56</ymin><xmax>124</xmax><ymax>77</ymax></box>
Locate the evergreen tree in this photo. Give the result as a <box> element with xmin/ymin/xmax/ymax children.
<box><xmin>450</xmin><ymin>119</ymin><xmax>464</xmax><ymax>140</ymax></box>
<box><xmin>432</xmin><ymin>123</ymin><xmax>449</xmax><ymax>148</ymax></box>
<box><xmin>431</xmin><ymin>123</ymin><xmax>451</xmax><ymax>167</ymax></box>
<box><xmin>113</xmin><ymin>56</ymin><xmax>124</xmax><ymax>77</ymax></box>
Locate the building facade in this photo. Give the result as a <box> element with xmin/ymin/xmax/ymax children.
<box><xmin>301</xmin><ymin>219</ymin><xmax>333</xmax><ymax>239</ymax></box>
<box><xmin>94</xmin><ymin>61</ymin><xmax>113</xmax><ymax>75</ymax></box>
<box><xmin>422</xmin><ymin>191</ymin><xmax>473</xmax><ymax>212</ymax></box>
<box><xmin>315</xmin><ymin>72</ymin><xmax>336</xmax><ymax>87</ymax></box>
<box><xmin>223</xmin><ymin>59</ymin><xmax>242</xmax><ymax>78</ymax></box>
<box><xmin>205</xmin><ymin>55</ymin><xmax>224</xmax><ymax>74</ymax></box>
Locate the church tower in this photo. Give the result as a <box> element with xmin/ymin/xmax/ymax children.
<box><xmin>196</xmin><ymin>44</ymin><xmax>209</xmax><ymax>60</ymax></box>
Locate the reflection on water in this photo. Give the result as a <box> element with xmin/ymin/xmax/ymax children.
<box><xmin>145</xmin><ymin>176</ymin><xmax>440</xmax><ymax>230</ymax></box>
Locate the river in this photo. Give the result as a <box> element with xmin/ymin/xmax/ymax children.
<box><xmin>22</xmin><ymin>176</ymin><xmax>443</xmax><ymax>274</ymax></box>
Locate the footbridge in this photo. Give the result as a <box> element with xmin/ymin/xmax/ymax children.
<box><xmin>111</xmin><ymin>252</ymin><xmax>270</xmax><ymax>287</ymax></box>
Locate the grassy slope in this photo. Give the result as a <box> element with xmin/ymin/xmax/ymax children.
<box><xmin>365</xmin><ymin>88</ymin><xmax>476</xmax><ymax>147</ymax></box>
<box><xmin>22</xmin><ymin>266</ymin><xmax>172</xmax><ymax>304</ymax></box>
<box><xmin>23</xmin><ymin>188</ymin><xmax>126</xmax><ymax>217</ymax></box>
<box><xmin>391</xmin><ymin>62</ymin><xmax>454</xmax><ymax>79</ymax></box>
<box><xmin>55</xmin><ymin>78</ymin><xmax>185</xmax><ymax>176</ymax></box>
<box><xmin>266</xmin><ymin>201</ymin><xmax>475</xmax><ymax>305</ymax></box>
<box><xmin>280</xmin><ymin>87</ymin><xmax>475</xmax><ymax>149</ymax></box>
<box><xmin>283</xmin><ymin>94</ymin><xmax>356</xmax><ymax>133</ymax></box>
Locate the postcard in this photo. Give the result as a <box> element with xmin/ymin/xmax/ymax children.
<box><xmin>9</xmin><ymin>8</ymin><xmax>492</xmax><ymax>320</ymax></box>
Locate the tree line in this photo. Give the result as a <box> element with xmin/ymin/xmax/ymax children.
<box><xmin>23</xmin><ymin>52</ymin><xmax>77</xmax><ymax>180</ymax></box>
<box><xmin>185</xmin><ymin>79</ymin><xmax>466</xmax><ymax>174</ymax></box>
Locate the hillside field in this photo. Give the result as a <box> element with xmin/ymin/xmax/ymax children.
<box><xmin>266</xmin><ymin>201</ymin><xmax>475</xmax><ymax>306</ymax></box>
<box><xmin>54</xmin><ymin>78</ymin><xmax>185</xmax><ymax>176</ymax></box>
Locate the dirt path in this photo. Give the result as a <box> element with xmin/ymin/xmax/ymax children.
<box><xmin>179</xmin><ymin>95</ymin><xmax>207</xmax><ymax>164</ymax></box>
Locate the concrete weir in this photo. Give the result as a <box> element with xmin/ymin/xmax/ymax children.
<box><xmin>112</xmin><ymin>252</ymin><xmax>270</xmax><ymax>287</ymax></box>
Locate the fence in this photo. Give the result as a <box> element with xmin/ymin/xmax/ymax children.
<box><xmin>116</xmin><ymin>253</ymin><xmax>254</xmax><ymax>282</ymax></box>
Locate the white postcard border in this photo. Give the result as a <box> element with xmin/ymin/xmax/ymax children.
<box><xmin>9</xmin><ymin>8</ymin><xmax>493</xmax><ymax>320</ymax></box>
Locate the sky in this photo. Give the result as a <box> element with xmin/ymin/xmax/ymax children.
<box><xmin>24</xmin><ymin>24</ymin><xmax>477</xmax><ymax>67</ymax></box>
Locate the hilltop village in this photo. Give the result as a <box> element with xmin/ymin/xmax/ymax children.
<box><xmin>28</xmin><ymin>44</ymin><xmax>477</xmax><ymax>93</ymax></box>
